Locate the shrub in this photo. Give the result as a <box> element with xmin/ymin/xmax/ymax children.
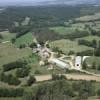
<box><xmin>27</xmin><ymin>76</ymin><xmax>36</xmax><ymax>86</ymax></box>
<box><xmin>0</xmin><ymin>88</ymin><xmax>24</xmax><ymax>97</ymax></box>
<box><xmin>29</xmin><ymin>42</ymin><xmax>37</xmax><ymax>48</ymax></box>
<box><xmin>3</xmin><ymin>60</ymin><xmax>27</xmax><ymax>71</ymax></box>
<box><xmin>97</xmin><ymin>64</ymin><xmax>100</xmax><ymax>71</ymax></box>
<box><xmin>0</xmin><ymin>72</ymin><xmax>21</xmax><ymax>86</ymax></box>
<box><xmin>77</xmin><ymin>50</ymin><xmax>93</xmax><ymax>56</ymax></box>
<box><xmin>34</xmin><ymin>70</ymin><xmax>42</xmax><ymax>75</ymax></box>
<box><xmin>16</xmin><ymin>67</ymin><xmax>30</xmax><ymax>78</ymax></box>
<box><xmin>19</xmin><ymin>44</ymin><xmax>26</xmax><ymax>49</ymax></box>
<box><xmin>11</xmin><ymin>38</ymin><xmax>16</xmax><ymax>44</ymax></box>
<box><xmin>0</xmin><ymin>34</ymin><xmax>3</xmax><ymax>39</ymax></box>
<box><xmin>52</xmin><ymin>74</ymin><xmax>66</xmax><ymax>80</ymax></box>
<box><xmin>97</xmin><ymin>89</ymin><xmax>100</xmax><ymax>98</ymax></box>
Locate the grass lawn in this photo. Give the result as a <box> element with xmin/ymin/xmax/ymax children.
<box><xmin>15</xmin><ymin>32</ymin><xmax>33</xmax><ymax>47</ymax></box>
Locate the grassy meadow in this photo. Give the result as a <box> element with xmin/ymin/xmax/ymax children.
<box><xmin>50</xmin><ymin>39</ymin><xmax>94</xmax><ymax>54</ymax></box>
<box><xmin>15</xmin><ymin>32</ymin><xmax>33</xmax><ymax>47</ymax></box>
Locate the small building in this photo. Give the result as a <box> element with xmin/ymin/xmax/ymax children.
<box><xmin>75</xmin><ymin>56</ymin><xmax>82</xmax><ymax>70</ymax></box>
<box><xmin>50</xmin><ymin>58</ymin><xmax>70</xmax><ymax>69</ymax></box>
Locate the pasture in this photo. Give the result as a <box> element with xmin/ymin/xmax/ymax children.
<box><xmin>15</xmin><ymin>32</ymin><xmax>33</xmax><ymax>47</ymax></box>
<box><xmin>50</xmin><ymin>39</ymin><xmax>93</xmax><ymax>54</ymax></box>
<box><xmin>0</xmin><ymin>42</ymin><xmax>32</xmax><ymax>68</ymax></box>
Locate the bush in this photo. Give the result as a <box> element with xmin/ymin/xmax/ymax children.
<box><xmin>11</xmin><ymin>38</ymin><xmax>16</xmax><ymax>44</ymax></box>
<box><xmin>3</xmin><ymin>60</ymin><xmax>27</xmax><ymax>72</ymax></box>
<box><xmin>68</xmin><ymin>50</ymin><xmax>75</xmax><ymax>55</ymax></box>
<box><xmin>97</xmin><ymin>64</ymin><xmax>100</xmax><ymax>71</ymax></box>
<box><xmin>97</xmin><ymin>89</ymin><xmax>100</xmax><ymax>98</ymax></box>
<box><xmin>52</xmin><ymin>74</ymin><xmax>66</xmax><ymax>80</ymax></box>
<box><xmin>91</xmin><ymin>62</ymin><xmax>96</xmax><ymax>69</ymax></box>
<box><xmin>27</xmin><ymin>76</ymin><xmax>36</xmax><ymax>86</ymax></box>
<box><xmin>0</xmin><ymin>87</ymin><xmax>24</xmax><ymax>97</ymax></box>
<box><xmin>82</xmin><ymin>60</ymin><xmax>87</xmax><ymax>70</ymax></box>
<box><xmin>77</xmin><ymin>50</ymin><xmax>93</xmax><ymax>56</ymax></box>
<box><xmin>0</xmin><ymin>72</ymin><xmax>21</xmax><ymax>86</ymax></box>
<box><xmin>95</xmin><ymin>48</ymin><xmax>100</xmax><ymax>56</ymax></box>
<box><xmin>78</xmin><ymin>81</ymin><xmax>96</xmax><ymax>99</ymax></box>
<box><xmin>0</xmin><ymin>34</ymin><xmax>3</xmax><ymax>39</ymax></box>
<box><xmin>19</xmin><ymin>44</ymin><xmax>26</xmax><ymax>49</ymax></box>
<box><xmin>34</xmin><ymin>70</ymin><xmax>42</xmax><ymax>75</ymax></box>
<box><xmin>24</xmin><ymin>80</ymin><xmax>75</xmax><ymax>100</ymax></box>
<box><xmin>16</xmin><ymin>66</ymin><xmax>30</xmax><ymax>78</ymax></box>
<box><xmin>29</xmin><ymin>42</ymin><xmax>37</xmax><ymax>48</ymax></box>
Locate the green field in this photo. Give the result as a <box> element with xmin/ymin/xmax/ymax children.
<box><xmin>76</xmin><ymin>13</ymin><xmax>100</xmax><ymax>22</ymax></box>
<box><xmin>15</xmin><ymin>32</ymin><xmax>33</xmax><ymax>47</ymax></box>
<box><xmin>0</xmin><ymin>31</ymin><xmax>15</xmax><ymax>42</ymax></box>
<box><xmin>0</xmin><ymin>42</ymin><xmax>32</xmax><ymax>67</ymax></box>
<box><xmin>50</xmin><ymin>39</ymin><xmax>93</xmax><ymax>54</ymax></box>
<box><xmin>50</xmin><ymin>27</ymin><xmax>76</xmax><ymax>35</ymax></box>
<box><xmin>86</xmin><ymin>56</ymin><xmax>100</xmax><ymax>66</ymax></box>
<box><xmin>77</xmin><ymin>35</ymin><xmax>100</xmax><ymax>41</ymax></box>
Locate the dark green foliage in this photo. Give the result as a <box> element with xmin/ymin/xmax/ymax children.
<box><xmin>0</xmin><ymin>6</ymin><xmax>81</xmax><ymax>30</ymax></box>
<box><xmin>72</xmin><ymin>81</ymin><xmax>96</xmax><ymax>100</ymax></box>
<box><xmin>0</xmin><ymin>34</ymin><xmax>3</xmax><ymax>39</ymax></box>
<box><xmin>82</xmin><ymin>60</ymin><xmax>87</xmax><ymax>70</ymax></box>
<box><xmin>29</xmin><ymin>42</ymin><xmax>37</xmax><ymax>48</ymax></box>
<box><xmin>68</xmin><ymin>50</ymin><xmax>75</xmax><ymax>55</ymax></box>
<box><xmin>91</xmin><ymin>29</ymin><xmax>100</xmax><ymax>37</ymax></box>
<box><xmin>11</xmin><ymin>38</ymin><xmax>16</xmax><ymax>44</ymax></box>
<box><xmin>78</xmin><ymin>81</ymin><xmax>96</xmax><ymax>100</ymax></box>
<box><xmin>0</xmin><ymin>5</ymin><xmax>100</xmax><ymax>31</ymax></box>
<box><xmin>52</xmin><ymin>74</ymin><xmax>67</xmax><ymax>80</ymax></box>
<box><xmin>27</xmin><ymin>76</ymin><xmax>36</xmax><ymax>86</ymax></box>
<box><xmin>16</xmin><ymin>66</ymin><xmax>30</xmax><ymax>78</ymax></box>
<box><xmin>97</xmin><ymin>64</ymin><xmax>100</xmax><ymax>71</ymax></box>
<box><xmin>95</xmin><ymin>48</ymin><xmax>100</xmax><ymax>56</ymax></box>
<box><xmin>64</xmin><ymin>30</ymin><xmax>89</xmax><ymax>40</ymax></box>
<box><xmin>98</xmin><ymin>41</ymin><xmax>100</xmax><ymax>49</ymax></box>
<box><xmin>0</xmin><ymin>87</ymin><xmax>24</xmax><ymax>97</ymax></box>
<box><xmin>77</xmin><ymin>50</ymin><xmax>93</xmax><ymax>56</ymax></box>
<box><xmin>92</xmin><ymin>39</ymin><xmax>97</xmax><ymax>48</ymax></box>
<box><xmin>3</xmin><ymin>60</ymin><xmax>28</xmax><ymax>71</ymax></box>
<box><xmin>0</xmin><ymin>72</ymin><xmax>21</xmax><ymax>85</ymax></box>
<box><xmin>97</xmin><ymin>89</ymin><xmax>100</xmax><ymax>98</ymax></box>
<box><xmin>24</xmin><ymin>80</ymin><xmax>75</xmax><ymax>100</ymax></box>
<box><xmin>34</xmin><ymin>28</ymin><xmax>62</xmax><ymax>42</ymax></box>
<box><xmin>34</xmin><ymin>70</ymin><xmax>42</xmax><ymax>75</ymax></box>
<box><xmin>92</xmin><ymin>62</ymin><xmax>96</xmax><ymax>70</ymax></box>
<box><xmin>24</xmin><ymin>80</ymin><xmax>96</xmax><ymax>100</ymax></box>
<box><xmin>52</xmin><ymin>47</ymin><xmax>63</xmax><ymax>57</ymax></box>
<box><xmin>19</xmin><ymin>44</ymin><xmax>26</xmax><ymax>49</ymax></box>
<box><xmin>78</xmin><ymin>39</ymin><xmax>97</xmax><ymax>48</ymax></box>
<box><xmin>15</xmin><ymin>26</ymin><xmax>32</xmax><ymax>38</ymax></box>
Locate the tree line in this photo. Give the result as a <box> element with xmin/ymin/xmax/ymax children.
<box><xmin>23</xmin><ymin>79</ymin><xmax>100</xmax><ymax>100</ymax></box>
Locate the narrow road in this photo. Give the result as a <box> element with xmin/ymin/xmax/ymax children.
<box><xmin>35</xmin><ymin>74</ymin><xmax>100</xmax><ymax>82</ymax></box>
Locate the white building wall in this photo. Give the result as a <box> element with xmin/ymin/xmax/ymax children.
<box><xmin>50</xmin><ymin>58</ymin><xmax>70</xmax><ymax>69</ymax></box>
<box><xmin>75</xmin><ymin>56</ymin><xmax>82</xmax><ymax>70</ymax></box>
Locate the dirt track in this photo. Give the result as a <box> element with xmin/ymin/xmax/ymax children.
<box><xmin>35</xmin><ymin>74</ymin><xmax>100</xmax><ymax>82</ymax></box>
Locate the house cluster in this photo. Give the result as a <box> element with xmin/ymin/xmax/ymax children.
<box><xmin>33</xmin><ymin>41</ymin><xmax>89</xmax><ymax>71</ymax></box>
